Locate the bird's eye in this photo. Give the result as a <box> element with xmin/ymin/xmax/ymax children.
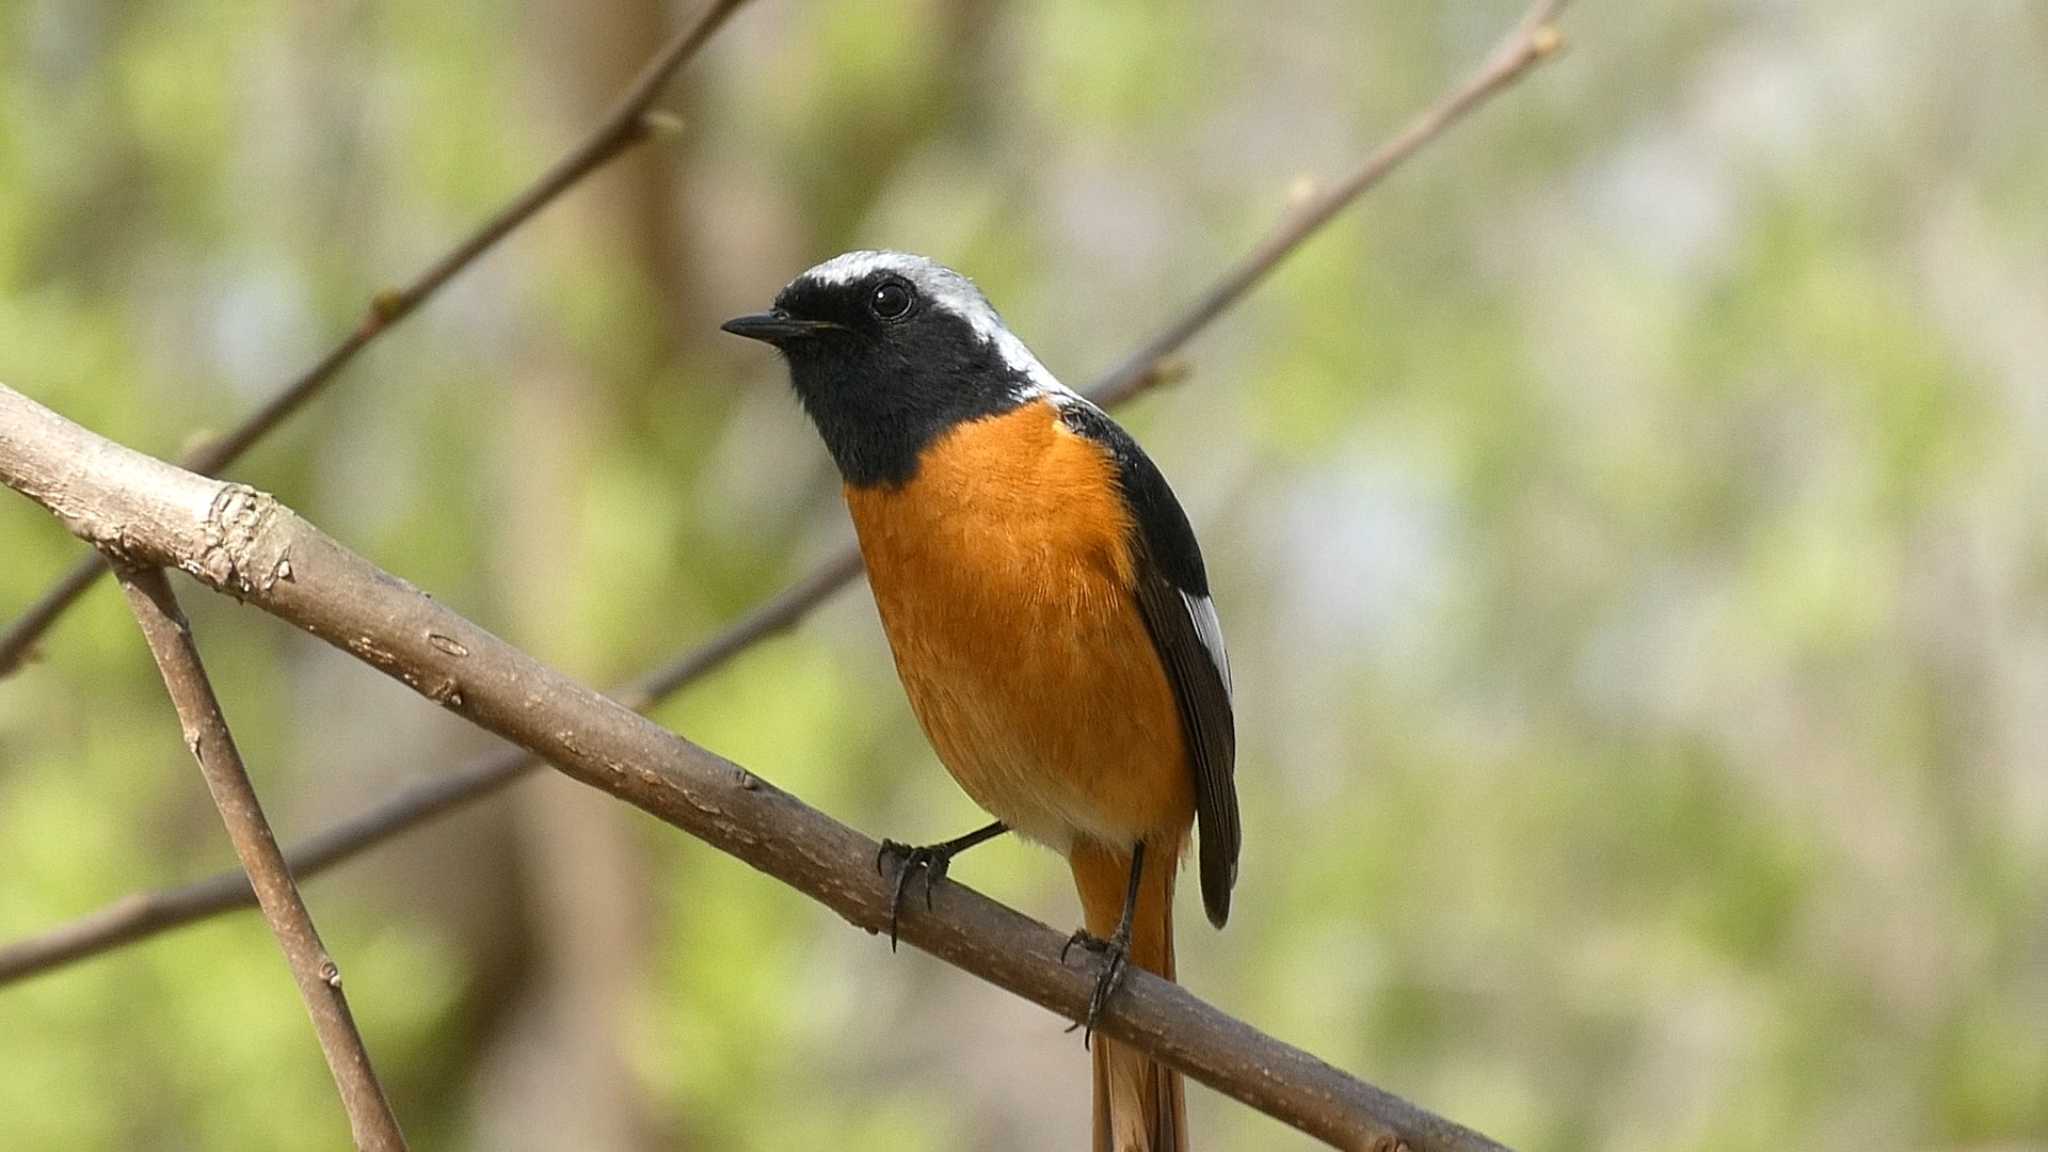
<box><xmin>870</xmin><ymin>278</ymin><xmax>914</xmax><ymax>321</ymax></box>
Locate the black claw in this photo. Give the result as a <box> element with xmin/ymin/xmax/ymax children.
<box><xmin>1060</xmin><ymin>928</ymin><xmax>1093</xmax><ymax>966</ymax></box>
<box><xmin>876</xmin><ymin>841</ymin><xmax>959</xmax><ymax>952</ymax></box>
<box><xmin>874</xmin><ymin>823</ymin><xmax>1008</xmax><ymax>955</ymax></box>
<box><xmin>1059</xmin><ymin>842</ymin><xmax>1148</xmax><ymax>1048</ymax></box>
<box><xmin>1059</xmin><ymin>926</ymin><xmax>1132</xmax><ymax>1048</ymax></box>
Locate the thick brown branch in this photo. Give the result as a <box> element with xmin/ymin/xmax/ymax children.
<box><xmin>0</xmin><ymin>385</ymin><xmax>1505</xmax><ymax>1151</ymax></box>
<box><xmin>0</xmin><ymin>0</ymin><xmax>1570</xmax><ymax>1020</ymax></box>
<box><xmin>0</xmin><ymin>553</ymin><xmax>863</xmax><ymax>986</ymax></box>
<box><xmin>116</xmin><ymin>567</ymin><xmax>407</xmax><ymax>1152</ymax></box>
<box><xmin>0</xmin><ymin>0</ymin><xmax>753</xmax><ymax>678</ymax></box>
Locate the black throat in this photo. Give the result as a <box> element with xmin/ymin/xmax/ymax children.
<box><xmin>779</xmin><ymin>310</ymin><xmax>1039</xmax><ymax>489</ymax></box>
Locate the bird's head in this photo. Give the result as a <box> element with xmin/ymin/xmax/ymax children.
<box><xmin>723</xmin><ymin>251</ymin><xmax>1067</xmax><ymax>487</ymax></box>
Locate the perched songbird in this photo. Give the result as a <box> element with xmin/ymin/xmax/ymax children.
<box><xmin>724</xmin><ymin>251</ymin><xmax>1238</xmax><ymax>1152</ymax></box>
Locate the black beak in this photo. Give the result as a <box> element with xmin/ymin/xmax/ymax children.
<box><xmin>720</xmin><ymin>310</ymin><xmax>838</xmax><ymax>345</ymax></box>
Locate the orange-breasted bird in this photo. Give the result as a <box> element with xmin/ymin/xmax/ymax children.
<box><xmin>724</xmin><ymin>251</ymin><xmax>1238</xmax><ymax>1152</ymax></box>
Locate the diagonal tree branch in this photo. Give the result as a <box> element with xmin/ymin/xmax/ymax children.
<box><xmin>0</xmin><ymin>378</ymin><xmax>1511</xmax><ymax>1151</ymax></box>
<box><xmin>0</xmin><ymin>0</ymin><xmax>1570</xmax><ymax>987</ymax></box>
<box><xmin>0</xmin><ymin>552</ymin><xmax>862</xmax><ymax>986</ymax></box>
<box><xmin>116</xmin><ymin>566</ymin><xmax>407</xmax><ymax>1152</ymax></box>
<box><xmin>0</xmin><ymin>0</ymin><xmax>754</xmax><ymax>680</ymax></box>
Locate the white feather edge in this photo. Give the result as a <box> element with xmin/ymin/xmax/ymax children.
<box><xmin>1182</xmin><ymin>589</ymin><xmax>1233</xmax><ymax>699</ymax></box>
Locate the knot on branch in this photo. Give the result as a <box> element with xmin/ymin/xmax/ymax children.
<box><xmin>195</xmin><ymin>483</ymin><xmax>290</xmax><ymax>598</ymax></box>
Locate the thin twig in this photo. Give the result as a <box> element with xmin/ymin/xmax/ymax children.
<box><xmin>0</xmin><ymin>0</ymin><xmax>753</xmax><ymax>679</ymax></box>
<box><xmin>0</xmin><ymin>552</ymin><xmax>863</xmax><ymax>986</ymax></box>
<box><xmin>3</xmin><ymin>380</ymin><xmax>1509</xmax><ymax>1151</ymax></box>
<box><xmin>1091</xmin><ymin>0</ymin><xmax>1569</xmax><ymax>407</ymax></box>
<box><xmin>115</xmin><ymin>567</ymin><xmax>407</xmax><ymax>1152</ymax></box>
<box><xmin>0</xmin><ymin>0</ymin><xmax>1571</xmax><ymax>996</ymax></box>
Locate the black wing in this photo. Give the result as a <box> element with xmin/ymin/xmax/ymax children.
<box><xmin>1060</xmin><ymin>401</ymin><xmax>1239</xmax><ymax>928</ymax></box>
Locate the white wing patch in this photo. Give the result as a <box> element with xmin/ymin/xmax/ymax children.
<box><xmin>1182</xmin><ymin>590</ymin><xmax>1232</xmax><ymax>698</ymax></box>
<box><xmin>798</xmin><ymin>249</ymin><xmax>1076</xmax><ymax>405</ymax></box>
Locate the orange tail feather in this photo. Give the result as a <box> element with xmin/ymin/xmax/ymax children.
<box><xmin>1071</xmin><ymin>837</ymin><xmax>1188</xmax><ymax>1152</ymax></box>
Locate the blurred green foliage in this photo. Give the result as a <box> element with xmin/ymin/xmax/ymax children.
<box><xmin>3</xmin><ymin>1</ymin><xmax>2045</xmax><ymax>1149</ymax></box>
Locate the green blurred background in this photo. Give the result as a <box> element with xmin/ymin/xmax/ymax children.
<box><xmin>3</xmin><ymin>0</ymin><xmax>2045</xmax><ymax>1148</ymax></box>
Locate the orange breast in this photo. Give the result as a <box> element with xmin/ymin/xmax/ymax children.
<box><xmin>844</xmin><ymin>400</ymin><xmax>1194</xmax><ymax>852</ymax></box>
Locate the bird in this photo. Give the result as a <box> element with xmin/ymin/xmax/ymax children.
<box><xmin>723</xmin><ymin>251</ymin><xmax>1237</xmax><ymax>1152</ymax></box>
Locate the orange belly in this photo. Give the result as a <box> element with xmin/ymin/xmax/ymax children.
<box><xmin>844</xmin><ymin>400</ymin><xmax>1194</xmax><ymax>852</ymax></box>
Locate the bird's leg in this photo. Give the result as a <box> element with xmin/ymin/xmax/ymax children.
<box><xmin>875</xmin><ymin>821</ymin><xmax>1008</xmax><ymax>951</ymax></box>
<box><xmin>1061</xmin><ymin>841</ymin><xmax>1146</xmax><ymax>1048</ymax></box>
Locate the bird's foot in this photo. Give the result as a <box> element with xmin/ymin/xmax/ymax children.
<box><xmin>1060</xmin><ymin>925</ymin><xmax>1132</xmax><ymax>1048</ymax></box>
<box><xmin>875</xmin><ymin>839</ymin><xmax>958</xmax><ymax>952</ymax></box>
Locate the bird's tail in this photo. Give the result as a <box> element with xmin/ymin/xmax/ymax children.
<box><xmin>1071</xmin><ymin>837</ymin><xmax>1187</xmax><ymax>1152</ymax></box>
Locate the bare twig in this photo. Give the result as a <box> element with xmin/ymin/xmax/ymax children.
<box><xmin>0</xmin><ymin>0</ymin><xmax>1571</xmax><ymax>1001</ymax></box>
<box><xmin>0</xmin><ymin>374</ymin><xmax>1514</xmax><ymax>1149</ymax></box>
<box><xmin>1091</xmin><ymin>0</ymin><xmax>1569</xmax><ymax>406</ymax></box>
<box><xmin>0</xmin><ymin>552</ymin><xmax>863</xmax><ymax>986</ymax></box>
<box><xmin>115</xmin><ymin>567</ymin><xmax>407</xmax><ymax>1152</ymax></box>
<box><xmin>0</xmin><ymin>0</ymin><xmax>753</xmax><ymax>679</ymax></box>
